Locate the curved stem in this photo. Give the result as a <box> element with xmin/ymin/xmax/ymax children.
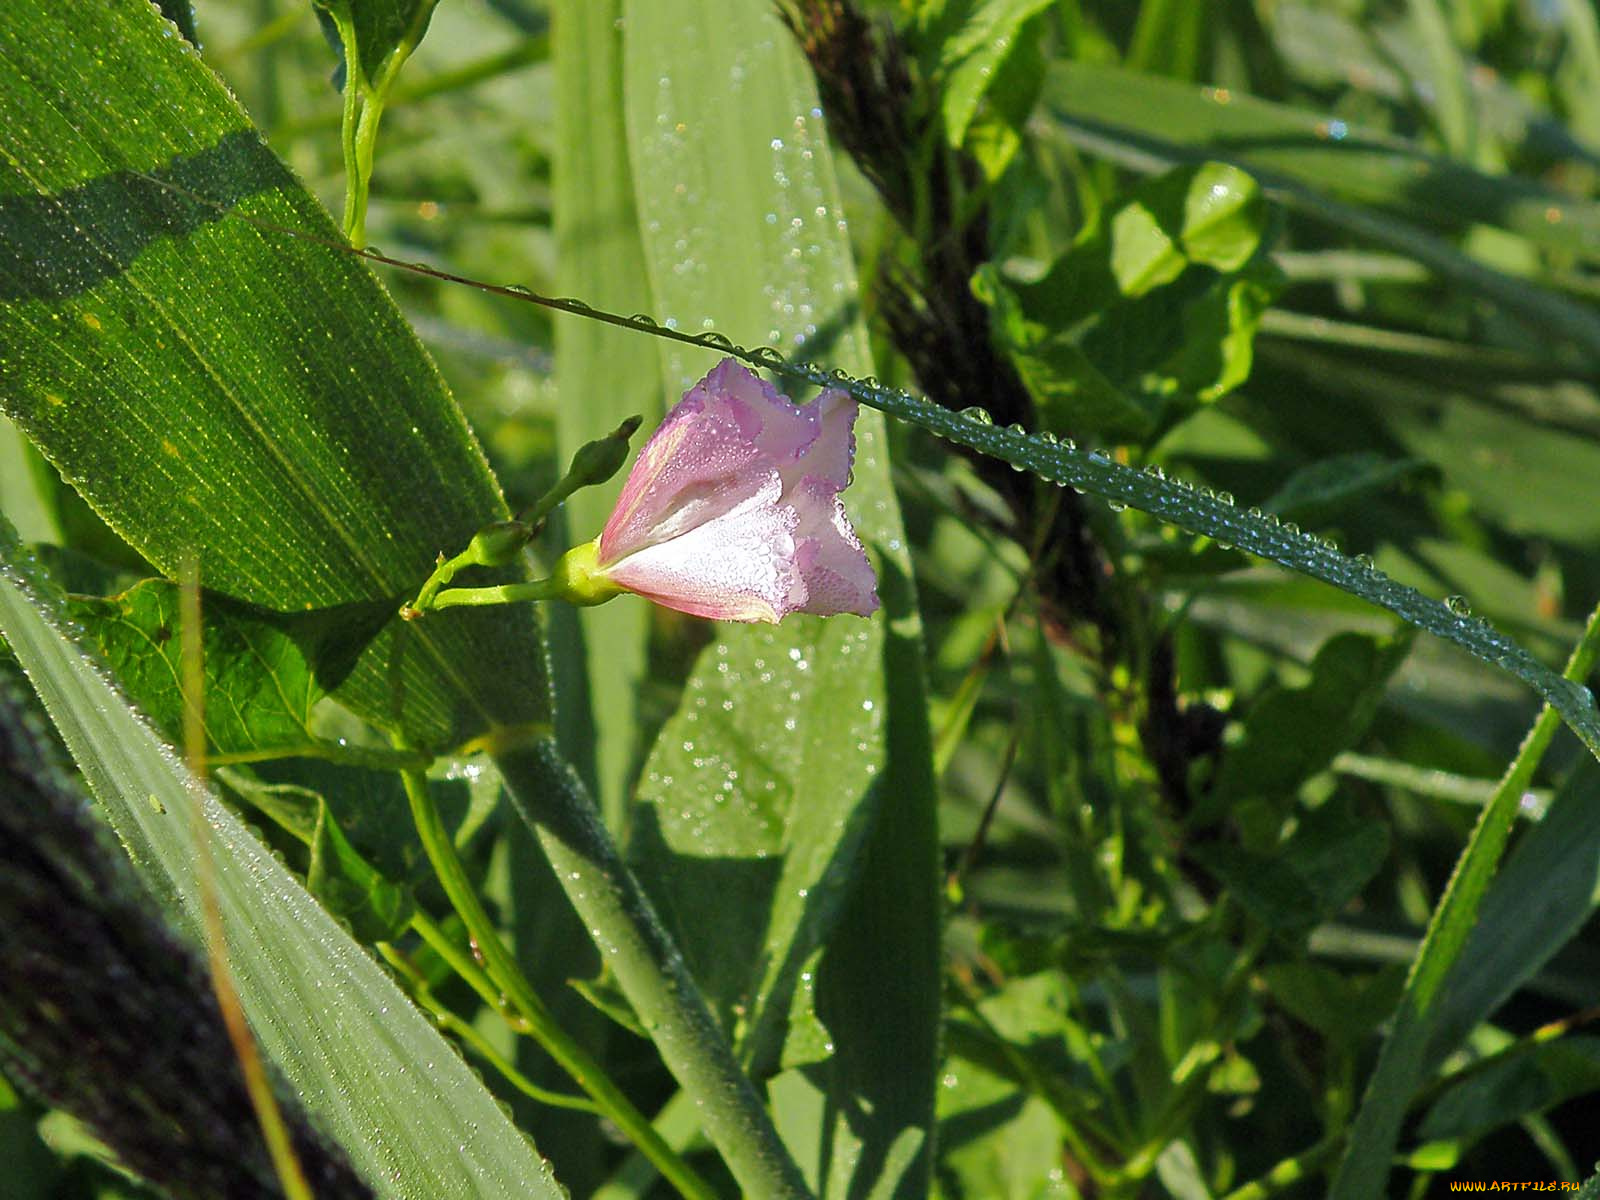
<box><xmin>1222</xmin><ymin>1134</ymin><xmax>1343</xmax><ymax>1200</ymax></box>
<box><xmin>397</xmin><ymin>766</ymin><xmax>718</xmax><ymax>1200</ymax></box>
<box><xmin>494</xmin><ymin>742</ymin><xmax>814</xmax><ymax>1200</ymax></box>
<box><xmin>427</xmin><ymin>578</ymin><xmax>563</xmax><ymax>611</ymax></box>
<box><xmin>330</xmin><ymin>8</ymin><xmax>366</xmax><ymax>246</ymax></box>
<box><xmin>378</xmin><ymin>943</ymin><xmax>597</xmax><ymax>1114</ymax></box>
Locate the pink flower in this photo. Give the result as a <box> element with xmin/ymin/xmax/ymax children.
<box><xmin>572</xmin><ymin>359</ymin><xmax>879</xmax><ymax>623</ymax></box>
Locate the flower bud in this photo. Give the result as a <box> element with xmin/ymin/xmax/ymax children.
<box><xmin>466</xmin><ymin>520</ymin><xmax>534</xmax><ymax>567</ymax></box>
<box><xmin>568</xmin><ymin>415</ymin><xmax>644</xmax><ymax>490</ymax></box>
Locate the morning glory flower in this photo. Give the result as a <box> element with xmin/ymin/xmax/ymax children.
<box><xmin>556</xmin><ymin>359</ymin><xmax>879</xmax><ymax>623</ymax></box>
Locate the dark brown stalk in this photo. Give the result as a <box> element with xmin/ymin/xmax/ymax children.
<box><xmin>779</xmin><ymin>0</ymin><xmax>1216</xmax><ymax>803</ymax></box>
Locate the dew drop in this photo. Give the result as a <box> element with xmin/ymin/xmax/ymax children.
<box><xmin>959</xmin><ymin>406</ymin><xmax>994</xmax><ymax>425</ymax></box>
<box><xmin>1445</xmin><ymin>594</ymin><xmax>1472</xmax><ymax>617</ymax></box>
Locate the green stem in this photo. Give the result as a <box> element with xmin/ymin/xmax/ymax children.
<box><xmin>346</xmin><ymin>98</ymin><xmax>381</xmax><ymax>249</ymax></box>
<box><xmin>428</xmin><ymin>578</ymin><xmax>563</xmax><ymax>611</ymax></box>
<box><xmin>331</xmin><ymin>0</ymin><xmax>440</xmax><ymax>247</ymax></box>
<box><xmin>378</xmin><ymin>943</ymin><xmax>597</xmax><ymax>1113</ymax></box>
<box><xmin>493</xmin><ymin>743</ymin><xmax>815</xmax><ymax>1200</ymax></box>
<box><xmin>409</xmin><ymin>546</ymin><xmax>485</xmax><ymax>613</ymax></box>
<box><xmin>1221</xmin><ymin>1134</ymin><xmax>1343</xmax><ymax>1200</ymax></box>
<box><xmin>397</xmin><ymin>767</ymin><xmax>718</xmax><ymax>1200</ymax></box>
<box><xmin>434</xmin><ymin>1009</ymin><xmax>599</xmax><ymax>1113</ymax></box>
<box><xmin>330</xmin><ymin>8</ymin><xmax>366</xmax><ymax>245</ymax></box>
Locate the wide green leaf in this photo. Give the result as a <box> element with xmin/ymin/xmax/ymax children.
<box><xmin>0</xmin><ymin>526</ymin><xmax>561</xmax><ymax>1198</ymax></box>
<box><xmin>1422</xmin><ymin>761</ymin><xmax>1600</xmax><ymax>1075</ymax></box>
<box><xmin>1192</xmin><ymin>797</ymin><xmax>1390</xmax><ymax>933</ymax></box>
<box><xmin>1263</xmin><ymin>452</ymin><xmax>1433</xmax><ymax>525</ymax></box>
<box><xmin>1331</xmin><ymin>611</ymin><xmax>1600</xmax><ymax>1198</ymax></box>
<box><xmin>65</xmin><ymin>578</ymin><xmax>394</xmax><ymax>765</ymax></box>
<box><xmin>976</xmin><ymin>161</ymin><xmax>1277</xmax><ymax>440</ymax></box>
<box><xmin>550</xmin><ymin>0</ymin><xmax>661</xmax><ymax>826</ymax></box>
<box><xmin>932</xmin><ymin>0</ymin><xmax>1055</xmax><ymax>149</ymax></box>
<box><xmin>1201</xmin><ymin>630</ymin><xmax>1414</xmax><ymax>830</ymax></box>
<box><xmin>0</xmin><ymin>0</ymin><xmax>547</xmax><ymax>757</ymax></box>
<box><xmin>0</xmin><ymin>420</ymin><xmax>57</xmax><ymax>546</ymax></box>
<box><xmin>621</xmin><ymin>0</ymin><xmax>940</xmax><ymax>1191</ymax></box>
<box><xmin>1418</xmin><ymin>1037</ymin><xmax>1600</xmax><ymax>1147</ymax></box>
<box><xmin>308</xmin><ymin>790</ymin><xmax>416</xmax><ymax>942</ymax></box>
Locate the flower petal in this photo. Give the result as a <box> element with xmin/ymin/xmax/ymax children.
<box><xmin>593</xmin><ymin>359</ymin><xmax>878</xmax><ymax>623</ymax></box>
<box><xmin>792</xmin><ymin>481</ymin><xmax>879</xmax><ymax>617</ymax></box>
<box><xmin>700</xmin><ymin>359</ymin><xmax>819</xmax><ymax>467</ymax></box>
<box><xmin>783</xmin><ymin>387</ymin><xmax>855</xmax><ymax>493</ymax></box>
<box><xmin>601</xmin><ymin>469</ymin><xmax>805</xmax><ymax>623</ymax></box>
<box><xmin>598</xmin><ymin>392</ymin><xmax>765</xmax><ymax>562</ymax></box>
